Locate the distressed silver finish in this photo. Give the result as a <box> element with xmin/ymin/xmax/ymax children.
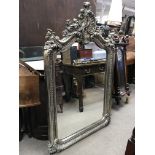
<box><xmin>44</xmin><ymin>2</ymin><xmax>116</xmax><ymax>154</ymax></box>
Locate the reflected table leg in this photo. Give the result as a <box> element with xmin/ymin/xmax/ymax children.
<box><xmin>77</xmin><ymin>76</ymin><xmax>83</xmax><ymax>112</ymax></box>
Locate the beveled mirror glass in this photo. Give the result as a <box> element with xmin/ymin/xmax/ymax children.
<box><xmin>44</xmin><ymin>2</ymin><xmax>116</xmax><ymax>154</ymax></box>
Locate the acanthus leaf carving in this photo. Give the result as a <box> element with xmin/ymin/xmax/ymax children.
<box><xmin>44</xmin><ymin>28</ymin><xmax>62</xmax><ymax>52</ymax></box>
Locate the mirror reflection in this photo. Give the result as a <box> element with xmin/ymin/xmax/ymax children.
<box><xmin>56</xmin><ymin>42</ymin><xmax>107</xmax><ymax>138</ymax></box>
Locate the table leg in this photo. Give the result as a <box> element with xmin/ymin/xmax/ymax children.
<box><xmin>19</xmin><ymin>108</ymin><xmax>24</xmax><ymax>141</ymax></box>
<box><xmin>63</xmin><ymin>73</ymin><xmax>73</xmax><ymax>102</ymax></box>
<box><xmin>77</xmin><ymin>77</ymin><xmax>83</xmax><ymax>112</ymax></box>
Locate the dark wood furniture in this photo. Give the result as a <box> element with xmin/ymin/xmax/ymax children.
<box><xmin>120</xmin><ymin>17</ymin><xmax>135</xmax><ymax>84</ymax></box>
<box><xmin>19</xmin><ymin>61</ymin><xmax>41</xmax><ymax>141</ymax></box>
<box><xmin>28</xmin><ymin>72</ymin><xmax>48</xmax><ymax>140</ymax></box>
<box><xmin>113</xmin><ymin>43</ymin><xmax>130</xmax><ymax>105</ymax></box>
<box><xmin>125</xmin><ymin>128</ymin><xmax>135</xmax><ymax>155</ymax></box>
<box><xmin>30</xmin><ymin>62</ymin><xmax>64</xmax><ymax>140</ymax></box>
<box><xmin>126</xmin><ymin>36</ymin><xmax>135</xmax><ymax>84</ymax></box>
<box><xmin>63</xmin><ymin>62</ymin><xmax>106</xmax><ymax>112</ymax></box>
<box><xmin>19</xmin><ymin>60</ymin><xmax>64</xmax><ymax>141</ymax></box>
<box><xmin>19</xmin><ymin>62</ymin><xmax>41</xmax><ymax>107</ymax></box>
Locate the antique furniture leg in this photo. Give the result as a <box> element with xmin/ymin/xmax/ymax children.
<box><xmin>27</xmin><ymin>107</ymin><xmax>33</xmax><ymax>137</ymax></box>
<box><xmin>124</xmin><ymin>48</ymin><xmax>130</xmax><ymax>97</ymax></box>
<box><xmin>127</xmin><ymin>64</ymin><xmax>135</xmax><ymax>84</ymax></box>
<box><xmin>77</xmin><ymin>76</ymin><xmax>83</xmax><ymax>112</ymax></box>
<box><xmin>59</xmin><ymin>104</ymin><xmax>63</xmax><ymax>113</ymax></box>
<box><xmin>19</xmin><ymin>108</ymin><xmax>24</xmax><ymax>141</ymax></box>
<box><xmin>22</xmin><ymin>108</ymin><xmax>33</xmax><ymax>138</ymax></box>
<box><xmin>56</xmin><ymin>86</ymin><xmax>64</xmax><ymax>113</ymax></box>
<box><xmin>63</xmin><ymin>73</ymin><xmax>73</xmax><ymax>102</ymax></box>
<box><xmin>115</xmin><ymin>87</ymin><xmax>121</xmax><ymax>105</ymax></box>
<box><xmin>113</xmin><ymin>61</ymin><xmax>121</xmax><ymax>105</ymax></box>
<box><xmin>125</xmin><ymin>128</ymin><xmax>135</xmax><ymax>155</ymax></box>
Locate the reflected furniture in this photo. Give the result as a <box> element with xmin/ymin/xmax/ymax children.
<box><xmin>63</xmin><ymin>62</ymin><xmax>106</xmax><ymax>112</ymax></box>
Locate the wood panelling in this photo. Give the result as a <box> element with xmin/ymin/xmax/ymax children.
<box><xmin>19</xmin><ymin>0</ymin><xmax>96</xmax><ymax>46</ymax></box>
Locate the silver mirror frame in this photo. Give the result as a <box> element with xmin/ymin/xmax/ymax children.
<box><xmin>44</xmin><ymin>2</ymin><xmax>116</xmax><ymax>154</ymax></box>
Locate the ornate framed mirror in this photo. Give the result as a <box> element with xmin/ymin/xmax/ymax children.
<box><xmin>44</xmin><ymin>2</ymin><xmax>116</xmax><ymax>154</ymax></box>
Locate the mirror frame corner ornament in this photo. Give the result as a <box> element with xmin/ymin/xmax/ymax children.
<box><xmin>44</xmin><ymin>2</ymin><xmax>116</xmax><ymax>154</ymax></box>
